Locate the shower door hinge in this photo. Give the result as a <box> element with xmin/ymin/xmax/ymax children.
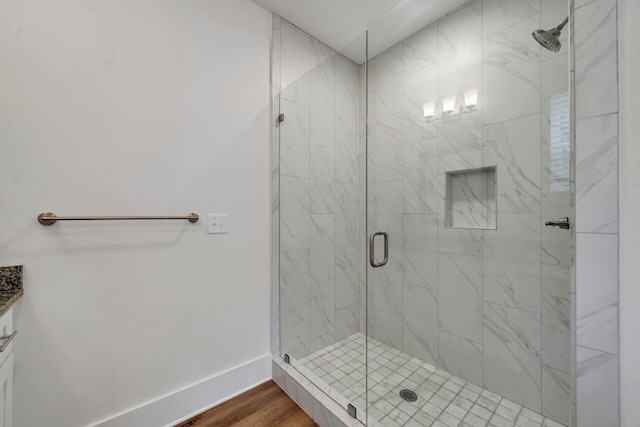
<box><xmin>276</xmin><ymin>113</ymin><xmax>285</xmax><ymax>125</ymax></box>
<box><xmin>284</xmin><ymin>353</ymin><xmax>290</xmax><ymax>364</ymax></box>
<box><xmin>347</xmin><ymin>403</ymin><xmax>357</xmax><ymax>419</ymax></box>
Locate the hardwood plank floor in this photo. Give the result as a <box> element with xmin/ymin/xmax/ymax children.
<box><xmin>175</xmin><ymin>380</ymin><xmax>318</xmax><ymax>427</ymax></box>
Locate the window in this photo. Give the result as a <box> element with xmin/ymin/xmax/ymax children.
<box><xmin>550</xmin><ymin>93</ymin><xmax>570</xmax><ymax>192</ymax></box>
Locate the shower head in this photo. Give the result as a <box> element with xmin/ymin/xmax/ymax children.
<box><xmin>532</xmin><ymin>17</ymin><xmax>569</xmax><ymax>52</ymax></box>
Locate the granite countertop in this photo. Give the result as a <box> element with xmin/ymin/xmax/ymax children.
<box><xmin>0</xmin><ymin>266</ymin><xmax>23</xmax><ymax>317</ymax></box>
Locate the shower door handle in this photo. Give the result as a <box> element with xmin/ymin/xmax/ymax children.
<box><xmin>369</xmin><ymin>232</ymin><xmax>389</xmax><ymax>268</ymax></box>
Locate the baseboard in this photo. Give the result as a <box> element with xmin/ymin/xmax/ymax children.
<box><xmin>89</xmin><ymin>353</ymin><xmax>272</xmax><ymax>427</ymax></box>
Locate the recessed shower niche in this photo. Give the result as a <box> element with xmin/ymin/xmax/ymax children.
<box><xmin>445</xmin><ymin>166</ymin><xmax>497</xmax><ymax>230</ymax></box>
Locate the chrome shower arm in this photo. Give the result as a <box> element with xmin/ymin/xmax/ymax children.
<box><xmin>558</xmin><ymin>17</ymin><xmax>569</xmax><ymax>31</ymax></box>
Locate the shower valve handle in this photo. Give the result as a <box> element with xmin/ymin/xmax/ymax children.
<box><xmin>545</xmin><ymin>217</ymin><xmax>571</xmax><ymax>230</ymax></box>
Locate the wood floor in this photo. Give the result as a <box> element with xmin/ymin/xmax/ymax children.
<box><xmin>175</xmin><ymin>380</ymin><xmax>318</xmax><ymax>427</ymax></box>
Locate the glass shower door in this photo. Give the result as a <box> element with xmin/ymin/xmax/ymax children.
<box><xmin>364</xmin><ymin>1</ymin><xmax>572</xmax><ymax>426</ymax></box>
<box><xmin>275</xmin><ymin>15</ymin><xmax>369</xmax><ymax>423</ymax></box>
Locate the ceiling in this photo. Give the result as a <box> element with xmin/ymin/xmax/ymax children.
<box><xmin>251</xmin><ymin>0</ymin><xmax>469</xmax><ymax>64</ymax></box>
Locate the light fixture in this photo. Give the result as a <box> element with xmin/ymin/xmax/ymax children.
<box><xmin>442</xmin><ymin>96</ymin><xmax>456</xmax><ymax>115</ymax></box>
<box><xmin>464</xmin><ymin>89</ymin><xmax>479</xmax><ymax>111</ymax></box>
<box><xmin>423</xmin><ymin>102</ymin><xmax>436</xmax><ymax>121</ymax></box>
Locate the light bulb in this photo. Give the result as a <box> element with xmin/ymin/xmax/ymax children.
<box><xmin>442</xmin><ymin>96</ymin><xmax>456</xmax><ymax>115</ymax></box>
<box><xmin>464</xmin><ymin>89</ymin><xmax>479</xmax><ymax>110</ymax></box>
<box><xmin>423</xmin><ymin>102</ymin><xmax>436</xmax><ymax>120</ymax></box>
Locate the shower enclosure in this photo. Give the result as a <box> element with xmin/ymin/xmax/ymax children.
<box><xmin>274</xmin><ymin>0</ymin><xmax>571</xmax><ymax>426</ymax></box>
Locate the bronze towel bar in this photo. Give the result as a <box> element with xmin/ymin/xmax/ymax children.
<box><xmin>37</xmin><ymin>212</ymin><xmax>199</xmax><ymax>225</ymax></box>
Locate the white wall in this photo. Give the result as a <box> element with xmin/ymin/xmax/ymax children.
<box><xmin>619</xmin><ymin>0</ymin><xmax>640</xmax><ymax>424</ymax></box>
<box><xmin>0</xmin><ymin>1</ymin><xmax>272</xmax><ymax>426</ymax></box>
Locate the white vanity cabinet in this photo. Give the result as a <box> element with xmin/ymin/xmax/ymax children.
<box><xmin>0</xmin><ymin>308</ymin><xmax>16</xmax><ymax>427</ymax></box>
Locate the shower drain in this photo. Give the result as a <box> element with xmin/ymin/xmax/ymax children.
<box><xmin>399</xmin><ymin>389</ymin><xmax>417</xmax><ymax>402</ymax></box>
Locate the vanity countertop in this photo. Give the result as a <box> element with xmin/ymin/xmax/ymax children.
<box><xmin>0</xmin><ymin>266</ymin><xmax>23</xmax><ymax>317</ymax></box>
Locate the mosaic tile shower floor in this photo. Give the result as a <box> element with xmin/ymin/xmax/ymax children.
<box><xmin>296</xmin><ymin>333</ymin><xmax>566</xmax><ymax>427</ymax></box>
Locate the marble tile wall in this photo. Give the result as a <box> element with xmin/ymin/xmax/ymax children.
<box><xmin>272</xmin><ymin>14</ymin><xmax>282</xmax><ymax>359</ymax></box>
<box><xmin>365</xmin><ymin>1</ymin><xmax>572</xmax><ymax>424</ymax></box>
<box><xmin>273</xmin><ymin>16</ymin><xmax>362</xmax><ymax>361</ymax></box>
<box><xmin>572</xmin><ymin>0</ymin><xmax>620</xmax><ymax>425</ymax></box>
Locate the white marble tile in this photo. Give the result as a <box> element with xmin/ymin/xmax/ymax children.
<box><xmin>310</xmin><ymin>38</ymin><xmax>335</xmax><ymax>85</ymax></box>
<box><xmin>310</xmin><ymin>214</ymin><xmax>335</xmax><ymax>282</ymax></box>
<box><xmin>403</xmin><ymin>63</ymin><xmax>438</xmax><ymax>143</ymax></box>
<box><xmin>576</xmin><ymin>233</ymin><xmax>618</xmax><ymax>354</ymax></box>
<box><xmin>281</xmin><ymin>321</ymin><xmax>310</xmax><ymax>359</ymax></box>
<box><xmin>438</xmin><ymin>2</ymin><xmax>482</xmax><ymax>73</ymax></box>
<box><xmin>280</xmin><ymin>176</ymin><xmax>310</xmax><ymax>251</ymax></box>
<box><xmin>374</xmin><ymin>247</ymin><xmax>403</xmax><ymax>315</ymax></box>
<box><xmin>280</xmin><ymin>99</ymin><xmax>309</xmax><ymax>178</ymax></box>
<box><xmin>280</xmin><ymin>249</ymin><xmax>311</xmax><ymax>328</ymax></box>
<box><xmin>438</xmin><ymin>253</ymin><xmax>483</xmax><ymax>342</ymax></box>
<box><xmin>403</xmin><ymin>23</ymin><xmax>438</xmax><ymax>76</ymax></box>
<box><xmin>483</xmin><ymin>214</ymin><xmax>542</xmax><ymax>313</ymax></box>
<box><xmin>374</xmin><ymin>44</ymin><xmax>404</xmax><ymax>119</ymax></box>
<box><xmin>272</xmin><ymin>46</ymin><xmax>281</xmax><ymax>92</ymax></box>
<box><xmin>281</xmin><ymin>21</ymin><xmax>311</xmax><ymax>89</ymax></box>
<box><xmin>541</xmin><ymin>160</ymin><xmax>570</xmax><ymax>210</ymax></box>
<box><xmin>576</xmin><ymin>346</ymin><xmax>619</xmax><ymax>427</ymax></box>
<box><xmin>541</xmin><ymin>163</ymin><xmax>571</xmax><ymax>267</ymax></box>
<box><xmin>272</xmin><ymin>164</ymin><xmax>280</xmax><ymax>243</ymax></box>
<box><xmin>403</xmin><ymin>214</ymin><xmax>438</xmax><ymax>290</ymax></box>
<box><xmin>336</xmin><ymin>119</ymin><xmax>357</xmax><ymax>185</ymax></box>
<box><xmin>313</xmin><ymin>396</ymin><xmax>353</xmax><ymax>427</ymax></box>
<box><xmin>483</xmin><ymin>114</ymin><xmax>542</xmax><ymax>214</ymax></box>
<box><xmin>335</xmin><ymin>305</ymin><xmax>358</xmax><ymax>341</ymax></box>
<box><xmin>403</xmin><ymin>285</ymin><xmax>438</xmax><ymax>365</ymax></box>
<box><xmin>272</xmin><ymin>15</ymin><xmax>281</xmax><ymax>50</ymax></box>
<box><xmin>335</xmin><ymin>216</ymin><xmax>356</xmax><ymax>247</ymax></box>
<box><xmin>281</xmin><ymin>74</ymin><xmax>310</xmax><ymax>107</ymax></box>
<box><xmin>275</xmin><ymin>360</ymin><xmax>317</xmax><ymax>418</ymax></box>
<box><xmin>483</xmin><ymin>17</ymin><xmax>541</xmax><ymax>125</ymax></box>
<box><xmin>541</xmin><ymin>264</ymin><xmax>571</xmax><ymax>372</ymax></box>
<box><xmin>575</xmin><ymin>113</ymin><xmax>618</xmax><ymax>233</ymax></box>
<box><xmin>374</xmin><ymin>180</ymin><xmax>403</xmax><ymax>248</ymax></box>
<box><xmin>310</xmin><ymin>279</ymin><xmax>336</xmax><ymax>353</ymax></box>
<box><xmin>374</xmin><ymin>309</ymin><xmax>404</xmax><ymax>350</ymax></box>
<box><xmin>438</xmin><ymin>110</ymin><xmax>483</xmax><ymax>174</ymax></box>
<box><xmin>403</xmin><ymin>138</ymin><xmax>439</xmax><ymax>214</ymax></box>
<box><xmin>482</xmin><ymin>0</ymin><xmax>540</xmax><ymax>39</ymax></box>
<box><xmin>574</xmin><ymin>0</ymin><xmax>618</xmax><ymax>120</ymax></box>
<box><xmin>310</xmin><ymin>76</ymin><xmax>335</xmax><ymax>149</ymax></box>
<box><xmin>310</xmin><ymin>144</ymin><xmax>335</xmax><ymax>214</ymax></box>
<box><xmin>574</xmin><ymin>0</ymin><xmax>598</xmax><ymax>7</ymax></box>
<box><xmin>335</xmin><ymin>183</ymin><xmax>357</xmax><ymax>218</ymax></box>
<box><xmin>335</xmin><ymin>55</ymin><xmax>359</xmax><ymax>124</ymax></box>
<box><xmin>336</xmin><ymin>244</ymin><xmax>357</xmax><ymax>309</ymax></box>
<box><xmin>375</xmin><ymin>114</ymin><xmax>404</xmax><ymax>182</ymax></box>
<box><xmin>483</xmin><ymin>302</ymin><xmax>542</xmax><ymax>411</ymax></box>
<box><xmin>271</xmin><ymin>242</ymin><xmax>280</xmax><ymax>356</ymax></box>
<box><xmin>438</xmin><ymin>330</ymin><xmax>483</xmax><ymax>386</ymax></box>
<box><xmin>439</xmin><ymin>223</ymin><xmax>484</xmax><ymax>257</ymax></box>
<box><xmin>357</xmin><ymin>154</ymin><xmax>367</xmax><ymax>216</ymax></box>
<box><xmin>541</xmin><ymin>366</ymin><xmax>570</xmax><ymax>426</ymax></box>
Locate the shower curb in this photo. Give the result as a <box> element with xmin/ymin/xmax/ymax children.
<box><xmin>272</xmin><ymin>358</ymin><xmax>363</xmax><ymax>427</ymax></box>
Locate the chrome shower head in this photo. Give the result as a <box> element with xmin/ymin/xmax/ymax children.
<box><xmin>532</xmin><ymin>17</ymin><xmax>569</xmax><ymax>52</ymax></box>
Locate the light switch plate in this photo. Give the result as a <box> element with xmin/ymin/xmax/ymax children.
<box><xmin>207</xmin><ymin>214</ymin><xmax>228</xmax><ymax>234</ymax></box>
